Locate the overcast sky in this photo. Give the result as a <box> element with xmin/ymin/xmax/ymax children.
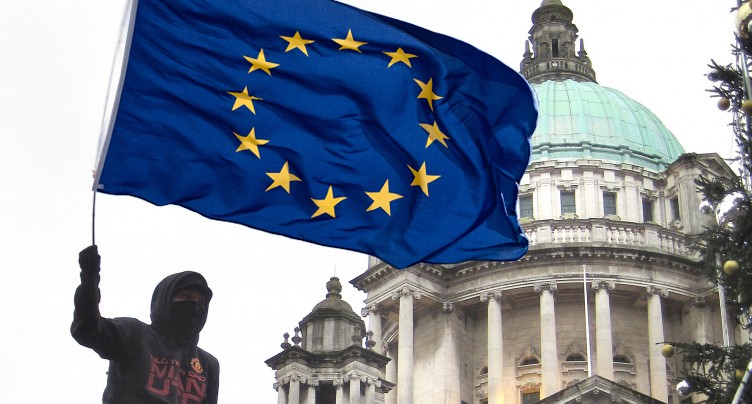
<box><xmin>0</xmin><ymin>0</ymin><xmax>739</xmax><ymax>402</ymax></box>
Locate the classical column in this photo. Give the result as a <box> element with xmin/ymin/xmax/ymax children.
<box><xmin>365</xmin><ymin>377</ymin><xmax>379</xmax><ymax>404</ymax></box>
<box><xmin>693</xmin><ymin>297</ymin><xmax>710</xmax><ymax>344</ymax></box>
<box><xmin>334</xmin><ymin>378</ymin><xmax>346</xmax><ymax>404</ymax></box>
<box><xmin>646</xmin><ymin>286</ymin><xmax>669</xmax><ymax>402</ymax></box>
<box><xmin>362</xmin><ymin>304</ymin><xmax>384</xmax><ymax>354</ymax></box>
<box><xmin>349</xmin><ymin>373</ymin><xmax>362</xmax><ymax>404</ymax></box>
<box><xmin>305</xmin><ymin>380</ymin><xmax>318</xmax><ymax>404</ymax></box>
<box><xmin>481</xmin><ymin>291</ymin><xmax>505</xmax><ymax>404</ymax></box>
<box><xmin>384</xmin><ymin>343</ymin><xmax>397</xmax><ymax>404</ymax></box>
<box><xmin>535</xmin><ymin>282</ymin><xmax>560</xmax><ymax>398</ymax></box>
<box><xmin>392</xmin><ymin>286</ymin><xmax>421</xmax><ymax>404</ymax></box>
<box><xmin>438</xmin><ymin>302</ymin><xmax>461</xmax><ymax>404</ymax></box>
<box><xmin>289</xmin><ymin>374</ymin><xmax>301</xmax><ymax>404</ymax></box>
<box><xmin>592</xmin><ymin>281</ymin><xmax>615</xmax><ymax>380</ymax></box>
<box><xmin>275</xmin><ymin>380</ymin><xmax>288</xmax><ymax>404</ymax></box>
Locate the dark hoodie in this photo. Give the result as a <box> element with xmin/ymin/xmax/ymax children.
<box><xmin>72</xmin><ymin>269</ymin><xmax>219</xmax><ymax>404</ymax></box>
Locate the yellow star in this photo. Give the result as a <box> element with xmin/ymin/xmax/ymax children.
<box><xmin>265</xmin><ymin>161</ymin><xmax>301</xmax><ymax>193</ymax></box>
<box><xmin>280</xmin><ymin>31</ymin><xmax>315</xmax><ymax>56</ymax></box>
<box><xmin>365</xmin><ymin>180</ymin><xmax>404</xmax><ymax>216</ymax></box>
<box><xmin>408</xmin><ymin>162</ymin><xmax>441</xmax><ymax>196</ymax></box>
<box><xmin>243</xmin><ymin>49</ymin><xmax>279</xmax><ymax>75</ymax></box>
<box><xmin>383</xmin><ymin>48</ymin><xmax>417</xmax><ymax>68</ymax></box>
<box><xmin>419</xmin><ymin>121</ymin><xmax>450</xmax><ymax>148</ymax></box>
<box><xmin>311</xmin><ymin>186</ymin><xmax>347</xmax><ymax>218</ymax></box>
<box><xmin>332</xmin><ymin>29</ymin><xmax>367</xmax><ymax>53</ymax></box>
<box><xmin>228</xmin><ymin>87</ymin><xmax>262</xmax><ymax>114</ymax></box>
<box><xmin>414</xmin><ymin>78</ymin><xmax>443</xmax><ymax>111</ymax></box>
<box><xmin>234</xmin><ymin>128</ymin><xmax>269</xmax><ymax>159</ymax></box>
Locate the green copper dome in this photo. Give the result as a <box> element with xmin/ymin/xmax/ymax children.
<box><xmin>529</xmin><ymin>80</ymin><xmax>685</xmax><ymax>171</ymax></box>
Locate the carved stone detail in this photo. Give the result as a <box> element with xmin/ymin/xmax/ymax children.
<box><xmin>534</xmin><ymin>282</ymin><xmax>557</xmax><ymax>293</ymax></box>
<box><xmin>645</xmin><ymin>285</ymin><xmax>668</xmax><ymax>298</ymax></box>
<box><xmin>391</xmin><ymin>285</ymin><xmax>422</xmax><ymax>301</ymax></box>
<box><xmin>592</xmin><ymin>280</ymin><xmax>616</xmax><ymax>291</ymax></box>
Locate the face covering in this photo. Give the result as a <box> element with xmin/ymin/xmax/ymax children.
<box><xmin>168</xmin><ymin>301</ymin><xmax>207</xmax><ymax>337</ymax></box>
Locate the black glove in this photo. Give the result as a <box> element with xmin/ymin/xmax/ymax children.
<box><xmin>79</xmin><ymin>245</ymin><xmax>101</xmax><ymax>275</ymax></box>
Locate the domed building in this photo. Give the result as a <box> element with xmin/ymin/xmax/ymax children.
<box><xmin>268</xmin><ymin>1</ymin><xmax>740</xmax><ymax>404</ymax></box>
<box><xmin>349</xmin><ymin>1</ymin><xmax>737</xmax><ymax>404</ymax></box>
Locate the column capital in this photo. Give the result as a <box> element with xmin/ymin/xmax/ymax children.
<box><xmin>365</xmin><ymin>377</ymin><xmax>382</xmax><ymax>387</ymax></box>
<box><xmin>480</xmin><ymin>290</ymin><xmax>504</xmax><ymax>303</ymax></box>
<box><xmin>273</xmin><ymin>381</ymin><xmax>282</xmax><ymax>390</ymax></box>
<box><xmin>333</xmin><ymin>378</ymin><xmax>345</xmax><ymax>387</ymax></box>
<box><xmin>592</xmin><ymin>280</ymin><xmax>616</xmax><ymax>291</ymax></box>
<box><xmin>306</xmin><ymin>378</ymin><xmax>319</xmax><ymax>387</ymax></box>
<box><xmin>391</xmin><ymin>285</ymin><xmax>421</xmax><ymax>301</ymax></box>
<box><xmin>534</xmin><ymin>282</ymin><xmax>557</xmax><ymax>294</ymax></box>
<box><xmin>646</xmin><ymin>285</ymin><xmax>668</xmax><ymax>298</ymax></box>
<box><xmin>361</xmin><ymin>303</ymin><xmax>382</xmax><ymax>317</ymax></box>
<box><xmin>283</xmin><ymin>372</ymin><xmax>304</xmax><ymax>384</ymax></box>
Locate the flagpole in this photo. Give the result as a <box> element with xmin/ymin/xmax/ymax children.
<box><xmin>92</xmin><ymin>0</ymin><xmax>138</xmax><ymax>191</ymax></box>
<box><xmin>583</xmin><ymin>264</ymin><xmax>592</xmax><ymax>377</ymax></box>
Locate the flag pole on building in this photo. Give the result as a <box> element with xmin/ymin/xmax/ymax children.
<box><xmin>583</xmin><ymin>264</ymin><xmax>592</xmax><ymax>377</ymax></box>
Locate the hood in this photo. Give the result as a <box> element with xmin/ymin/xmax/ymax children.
<box><xmin>150</xmin><ymin>271</ymin><xmax>213</xmax><ymax>344</ymax></box>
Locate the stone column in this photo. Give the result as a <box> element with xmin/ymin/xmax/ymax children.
<box><xmin>289</xmin><ymin>374</ymin><xmax>301</xmax><ymax>404</ymax></box>
<box><xmin>384</xmin><ymin>343</ymin><xmax>397</xmax><ymax>404</ymax></box>
<box><xmin>592</xmin><ymin>281</ymin><xmax>615</xmax><ymax>380</ymax></box>
<box><xmin>275</xmin><ymin>380</ymin><xmax>288</xmax><ymax>404</ymax></box>
<box><xmin>362</xmin><ymin>304</ymin><xmax>384</xmax><ymax>354</ymax></box>
<box><xmin>392</xmin><ymin>286</ymin><xmax>420</xmax><ymax>404</ymax></box>
<box><xmin>365</xmin><ymin>377</ymin><xmax>379</xmax><ymax>404</ymax></box>
<box><xmin>334</xmin><ymin>378</ymin><xmax>346</xmax><ymax>404</ymax></box>
<box><xmin>349</xmin><ymin>373</ymin><xmax>362</xmax><ymax>404</ymax></box>
<box><xmin>646</xmin><ymin>286</ymin><xmax>669</xmax><ymax>402</ymax></box>
<box><xmin>693</xmin><ymin>297</ymin><xmax>710</xmax><ymax>344</ymax></box>
<box><xmin>481</xmin><ymin>291</ymin><xmax>505</xmax><ymax>404</ymax></box>
<box><xmin>438</xmin><ymin>302</ymin><xmax>461</xmax><ymax>404</ymax></box>
<box><xmin>305</xmin><ymin>381</ymin><xmax>317</xmax><ymax>404</ymax></box>
<box><xmin>535</xmin><ymin>282</ymin><xmax>560</xmax><ymax>398</ymax></box>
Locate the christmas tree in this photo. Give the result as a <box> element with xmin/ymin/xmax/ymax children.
<box><xmin>669</xmin><ymin>2</ymin><xmax>752</xmax><ymax>403</ymax></box>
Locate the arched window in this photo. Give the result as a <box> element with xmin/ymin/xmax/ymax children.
<box><xmin>565</xmin><ymin>353</ymin><xmax>586</xmax><ymax>362</ymax></box>
<box><xmin>520</xmin><ymin>357</ymin><xmax>540</xmax><ymax>366</ymax></box>
<box><xmin>613</xmin><ymin>354</ymin><xmax>631</xmax><ymax>364</ymax></box>
<box><xmin>479</xmin><ymin>366</ymin><xmax>488</xmax><ymax>375</ymax></box>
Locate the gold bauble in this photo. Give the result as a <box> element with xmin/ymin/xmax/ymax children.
<box><xmin>738</xmin><ymin>2</ymin><xmax>752</xmax><ymax>38</ymax></box>
<box><xmin>736</xmin><ymin>369</ymin><xmax>745</xmax><ymax>382</ymax></box>
<box><xmin>718</xmin><ymin>98</ymin><xmax>731</xmax><ymax>111</ymax></box>
<box><xmin>742</xmin><ymin>99</ymin><xmax>752</xmax><ymax>115</ymax></box>
<box><xmin>724</xmin><ymin>260</ymin><xmax>740</xmax><ymax>276</ymax></box>
<box><xmin>661</xmin><ymin>344</ymin><xmax>675</xmax><ymax>358</ymax></box>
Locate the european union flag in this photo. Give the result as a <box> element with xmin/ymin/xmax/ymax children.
<box><xmin>96</xmin><ymin>0</ymin><xmax>538</xmax><ymax>269</ymax></box>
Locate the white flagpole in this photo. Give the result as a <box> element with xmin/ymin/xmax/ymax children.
<box><xmin>583</xmin><ymin>264</ymin><xmax>592</xmax><ymax>377</ymax></box>
<box><xmin>92</xmin><ymin>0</ymin><xmax>138</xmax><ymax>191</ymax></box>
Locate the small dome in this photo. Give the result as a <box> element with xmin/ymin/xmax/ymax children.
<box><xmin>310</xmin><ymin>276</ymin><xmax>357</xmax><ymax>314</ymax></box>
<box><xmin>299</xmin><ymin>277</ymin><xmax>366</xmax><ymax>353</ymax></box>
<box><xmin>530</xmin><ymin>80</ymin><xmax>684</xmax><ymax>171</ymax></box>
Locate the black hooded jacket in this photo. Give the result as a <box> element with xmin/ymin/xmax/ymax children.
<box><xmin>72</xmin><ymin>268</ymin><xmax>219</xmax><ymax>404</ymax></box>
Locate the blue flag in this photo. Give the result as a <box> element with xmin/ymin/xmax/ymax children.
<box><xmin>96</xmin><ymin>0</ymin><xmax>538</xmax><ymax>269</ymax></box>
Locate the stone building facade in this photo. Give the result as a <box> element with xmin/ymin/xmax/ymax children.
<box><xmin>349</xmin><ymin>1</ymin><xmax>739</xmax><ymax>404</ymax></box>
<box><xmin>269</xmin><ymin>1</ymin><xmax>740</xmax><ymax>403</ymax></box>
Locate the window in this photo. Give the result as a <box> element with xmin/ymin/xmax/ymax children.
<box><xmin>613</xmin><ymin>354</ymin><xmax>631</xmax><ymax>364</ymax></box>
<box><xmin>642</xmin><ymin>199</ymin><xmax>654</xmax><ymax>223</ymax></box>
<box><xmin>520</xmin><ymin>357</ymin><xmax>540</xmax><ymax>366</ymax></box>
<box><xmin>522</xmin><ymin>391</ymin><xmax>540</xmax><ymax>404</ymax></box>
<box><xmin>603</xmin><ymin>192</ymin><xmax>617</xmax><ymax>216</ymax></box>
<box><xmin>519</xmin><ymin>195</ymin><xmax>533</xmax><ymax>219</ymax></box>
<box><xmin>552</xmin><ymin>39</ymin><xmax>559</xmax><ymax>57</ymax></box>
<box><xmin>560</xmin><ymin>191</ymin><xmax>576</xmax><ymax>215</ymax></box>
<box><xmin>565</xmin><ymin>353</ymin><xmax>586</xmax><ymax>362</ymax></box>
<box><xmin>670</xmin><ymin>197</ymin><xmax>681</xmax><ymax>221</ymax></box>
